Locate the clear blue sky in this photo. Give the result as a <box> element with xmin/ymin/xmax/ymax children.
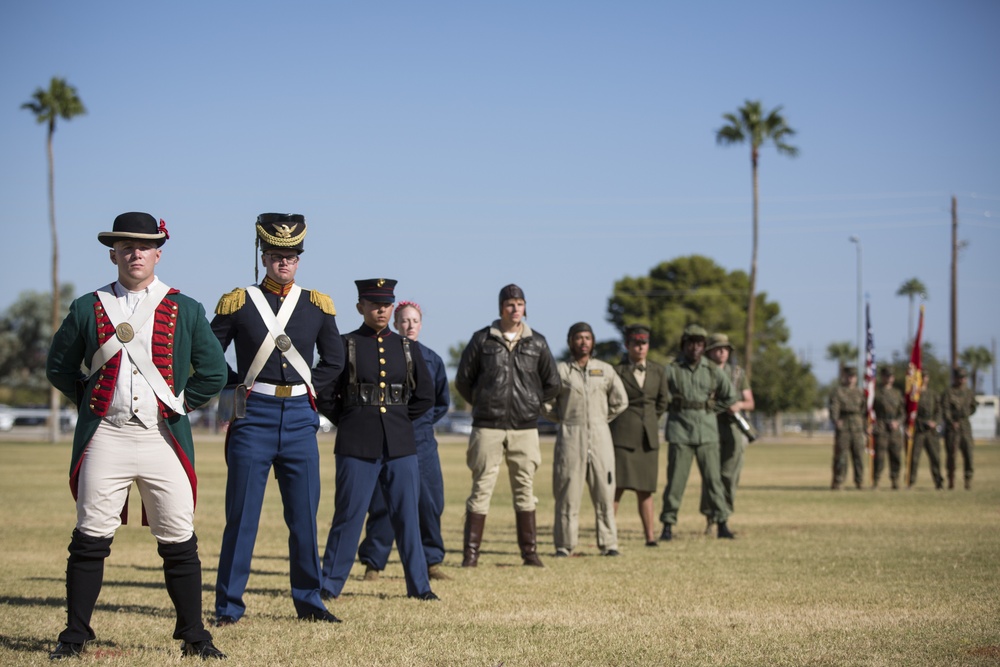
<box><xmin>2</xmin><ymin>1</ymin><xmax>998</xmax><ymax>388</ymax></box>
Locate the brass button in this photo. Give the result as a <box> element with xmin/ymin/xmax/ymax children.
<box><xmin>380</xmin><ymin>371</ymin><xmax>386</xmax><ymax>377</ymax></box>
<box><xmin>379</xmin><ymin>407</ymin><xmax>387</xmax><ymax>413</ymax></box>
<box><xmin>283</xmin><ymin>363</ymin><xmax>288</xmax><ymax>368</ymax></box>
<box><xmin>133</xmin><ymin>396</ymin><xmax>138</xmax><ymax>401</ymax></box>
<box><xmin>379</xmin><ymin>359</ymin><xmax>386</xmax><ymax>365</ymax></box>
<box><xmin>379</xmin><ymin>347</ymin><xmax>385</xmax><ymax>353</ymax></box>
<box><xmin>377</xmin><ymin>337</ymin><xmax>383</xmax><ymax>343</ymax></box>
<box><xmin>133</xmin><ymin>370</ymin><xmax>138</xmax><ymax>375</ymax></box>
<box><xmin>379</xmin><ymin>382</ymin><xmax>385</xmax><ymax>388</ymax></box>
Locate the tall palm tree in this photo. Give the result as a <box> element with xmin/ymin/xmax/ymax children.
<box><xmin>22</xmin><ymin>77</ymin><xmax>86</xmax><ymax>442</ymax></box>
<box><xmin>896</xmin><ymin>277</ymin><xmax>928</xmax><ymax>346</ymax></box>
<box><xmin>959</xmin><ymin>345</ymin><xmax>993</xmax><ymax>395</ymax></box>
<box><xmin>716</xmin><ymin>100</ymin><xmax>798</xmax><ymax>381</ymax></box>
<box><xmin>826</xmin><ymin>341</ymin><xmax>858</xmax><ymax>373</ymax></box>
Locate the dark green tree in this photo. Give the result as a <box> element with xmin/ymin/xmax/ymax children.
<box><xmin>959</xmin><ymin>345</ymin><xmax>993</xmax><ymax>395</ymax></box>
<box><xmin>22</xmin><ymin>76</ymin><xmax>86</xmax><ymax>441</ymax></box>
<box><xmin>716</xmin><ymin>100</ymin><xmax>798</xmax><ymax>381</ymax></box>
<box><xmin>752</xmin><ymin>344</ymin><xmax>818</xmax><ymax>434</ymax></box>
<box><xmin>0</xmin><ymin>285</ymin><xmax>75</xmax><ymax>404</ymax></box>
<box><xmin>607</xmin><ymin>255</ymin><xmax>813</xmax><ymax>417</ymax></box>
<box><xmin>895</xmin><ymin>278</ymin><xmax>928</xmax><ymax>345</ymax></box>
<box><xmin>825</xmin><ymin>341</ymin><xmax>858</xmax><ymax>372</ymax></box>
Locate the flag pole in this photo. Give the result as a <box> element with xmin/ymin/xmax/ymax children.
<box><xmin>904</xmin><ymin>305</ymin><xmax>925</xmax><ymax>487</ymax></box>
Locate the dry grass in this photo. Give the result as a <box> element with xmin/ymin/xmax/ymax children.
<box><xmin>1</xmin><ymin>432</ymin><xmax>998</xmax><ymax>666</ymax></box>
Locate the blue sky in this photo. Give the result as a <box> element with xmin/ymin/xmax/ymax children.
<box><xmin>2</xmin><ymin>1</ymin><xmax>998</xmax><ymax>387</ymax></box>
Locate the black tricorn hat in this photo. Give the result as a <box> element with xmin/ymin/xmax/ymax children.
<box><xmin>98</xmin><ymin>212</ymin><xmax>168</xmax><ymax>248</ymax></box>
<box><xmin>256</xmin><ymin>213</ymin><xmax>306</xmax><ymax>253</ymax></box>
<box><xmin>356</xmin><ymin>278</ymin><xmax>397</xmax><ymax>303</ymax></box>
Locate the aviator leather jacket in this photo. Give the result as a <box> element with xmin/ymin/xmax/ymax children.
<box><xmin>455</xmin><ymin>320</ymin><xmax>561</xmax><ymax>430</ymax></box>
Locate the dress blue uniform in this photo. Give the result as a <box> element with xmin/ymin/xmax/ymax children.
<box><xmin>357</xmin><ymin>340</ymin><xmax>450</xmax><ymax>572</ymax></box>
<box><xmin>211</xmin><ymin>214</ymin><xmax>344</xmax><ymax>623</ymax></box>
<box><xmin>317</xmin><ymin>279</ymin><xmax>436</xmax><ymax>600</ymax></box>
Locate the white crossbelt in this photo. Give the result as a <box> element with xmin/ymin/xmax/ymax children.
<box><xmin>243</xmin><ymin>285</ymin><xmax>315</xmax><ymax>396</ymax></box>
<box><xmin>90</xmin><ymin>282</ymin><xmax>187</xmax><ymax>415</ymax></box>
<box><xmin>250</xmin><ymin>382</ymin><xmax>309</xmax><ymax>397</ymax></box>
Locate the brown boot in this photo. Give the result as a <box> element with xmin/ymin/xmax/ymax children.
<box><xmin>515</xmin><ymin>510</ymin><xmax>544</xmax><ymax>567</ymax></box>
<box><xmin>461</xmin><ymin>513</ymin><xmax>486</xmax><ymax>568</ymax></box>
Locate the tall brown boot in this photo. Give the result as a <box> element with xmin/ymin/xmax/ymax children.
<box><xmin>948</xmin><ymin>473</ymin><xmax>955</xmax><ymax>490</ymax></box>
<box><xmin>462</xmin><ymin>513</ymin><xmax>486</xmax><ymax>568</ymax></box>
<box><xmin>515</xmin><ymin>510</ymin><xmax>544</xmax><ymax>567</ymax></box>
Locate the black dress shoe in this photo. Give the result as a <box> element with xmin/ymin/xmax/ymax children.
<box><xmin>645</xmin><ymin>540</ymin><xmax>659</xmax><ymax>547</ymax></box>
<box><xmin>320</xmin><ymin>589</ymin><xmax>336</xmax><ymax>601</ymax></box>
<box><xmin>49</xmin><ymin>641</ymin><xmax>85</xmax><ymax>660</ymax></box>
<box><xmin>212</xmin><ymin>615</ymin><xmax>238</xmax><ymax>627</ymax></box>
<box><xmin>602</xmin><ymin>549</ymin><xmax>620</xmax><ymax>557</ymax></box>
<box><xmin>409</xmin><ymin>591</ymin><xmax>440</xmax><ymax>601</ymax></box>
<box><xmin>181</xmin><ymin>639</ymin><xmax>227</xmax><ymax>660</ymax></box>
<box><xmin>659</xmin><ymin>524</ymin><xmax>672</xmax><ymax>541</ymax></box>
<box><xmin>717</xmin><ymin>522</ymin><xmax>735</xmax><ymax>539</ymax></box>
<box><xmin>299</xmin><ymin>609</ymin><xmax>342</xmax><ymax>623</ymax></box>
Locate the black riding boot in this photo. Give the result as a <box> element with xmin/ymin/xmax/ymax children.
<box><xmin>158</xmin><ymin>534</ymin><xmax>212</xmax><ymax>644</ymax></box>
<box><xmin>58</xmin><ymin>529</ymin><xmax>113</xmax><ymax>645</ymax></box>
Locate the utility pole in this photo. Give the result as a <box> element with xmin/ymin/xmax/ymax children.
<box><xmin>950</xmin><ymin>196</ymin><xmax>958</xmax><ymax>371</ymax></box>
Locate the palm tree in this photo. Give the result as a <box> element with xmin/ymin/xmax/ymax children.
<box><xmin>826</xmin><ymin>341</ymin><xmax>858</xmax><ymax>373</ymax></box>
<box><xmin>22</xmin><ymin>77</ymin><xmax>86</xmax><ymax>442</ymax></box>
<box><xmin>716</xmin><ymin>100</ymin><xmax>798</xmax><ymax>381</ymax></box>
<box><xmin>895</xmin><ymin>278</ymin><xmax>928</xmax><ymax>346</ymax></box>
<box><xmin>959</xmin><ymin>345</ymin><xmax>993</xmax><ymax>395</ymax></box>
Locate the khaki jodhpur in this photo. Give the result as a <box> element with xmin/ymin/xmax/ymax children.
<box><xmin>466</xmin><ymin>427</ymin><xmax>540</xmax><ymax>514</ymax></box>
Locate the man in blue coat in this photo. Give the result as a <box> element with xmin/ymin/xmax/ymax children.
<box><xmin>211</xmin><ymin>214</ymin><xmax>344</xmax><ymax>625</ymax></box>
<box><xmin>318</xmin><ymin>279</ymin><xmax>438</xmax><ymax>603</ymax></box>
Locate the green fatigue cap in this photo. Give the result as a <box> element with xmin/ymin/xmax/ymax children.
<box><xmin>706</xmin><ymin>333</ymin><xmax>734</xmax><ymax>352</ymax></box>
<box><xmin>842</xmin><ymin>365</ymin><xmax>858</xmax><ymax>376</ymax></box>
<box><xmin>682</xmin><ymin>324</ymin><xmax>708</xmax><ymax>341</ymax></box>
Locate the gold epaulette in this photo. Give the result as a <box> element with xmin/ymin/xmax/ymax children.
<box><xmin>215</xmin><ymin>288</ymin><xmax>247</xmax><ymax>315</ymax></box>
<box><xmin>310</xmin><ymin>290</ymin><xmax>336</xmax><ymax>315</ymax></box>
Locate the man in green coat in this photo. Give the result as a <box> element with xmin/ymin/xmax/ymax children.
<box><xmin>907</xmin><ymin>375</ymin><xmax>944</xmax><ymax>489</ymax></box>
<box><xmin>699</xmin><ymin>333</ymin><xmax>754</xmax><ymax>530</ymax></box>
<box><xmin>659</xmin><ymin>325</ymin><xmax>737</xmax><ymax>540</ymax></box>
<box><xmin>942</xmin><ymin>367</ymin><xmax>977</xmax><ymax>490</ymax></box>
<box><xmin>45</xmin><ymin>213</ymin><xmax>227</xmax><ymax>660</ymax></box>
<box><xmin>872</xmin><ymin>366</ymin><xmax>905</xmax><ymax>490</ymax></box>
<box><xmin>829</xmin><ymin>365</ymin><xmax>866</xmax><ymax>490</ymax></box>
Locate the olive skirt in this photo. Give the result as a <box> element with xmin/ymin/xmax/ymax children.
<box><xmin>614</xmin><ymin>444</ymin><xmax>659</xmax><ymax>493</ymax></box>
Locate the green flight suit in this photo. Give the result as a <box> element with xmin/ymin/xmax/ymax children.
<box><xmin>942</xmin><ymin>385</ymin><xmax>976</xmax><ymax>485</ymax></box>
<box><xmin>908</xmin><ymin>388</ymin><xmax>943</xmax><ymax>488</ymax></box>
<box><xmin>872</xmin><ymin>383</ymin><xmax>904</xmax><ymax>488</ymax></box>
<box><xmin>659</xmin><ymin>356</ymin><xmax>736</xmax><ymax>526</ymax></box>
<box><xmin>829</xmin><ymin>383</ymin><xmax>866</xmax><ymax>489</ymax></box>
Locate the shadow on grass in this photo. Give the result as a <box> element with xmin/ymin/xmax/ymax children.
<box><xmin>0</xmin><ymin>634</ymin><xmax>132</xmax><ymax>657</ymax></box>
<box><xmin>0</xmin><ymin>595</ymin><xmax>171</xmax><ymax>618</ymax></box>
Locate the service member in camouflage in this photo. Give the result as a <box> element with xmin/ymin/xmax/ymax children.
<box><xmin>829</xmin><ymin>365</ymin><xmax>866</xmax><ymax>490</ymax></box>
<box><xmin>942</xmin><ymin>367</ymin><xmax>976</xmax><ymax>490</ymax></box>
<box><xmin>872</xmin><ymin>366</ymin><xmax>905</xmax><ymax>490</ymax></box>
<box><xmin>659</xmin><ymin>325</ymin><xmax>737</xmax><ymax>540</ymax></box>
<box><xmin>907</xmin><ymin>374</ymin><xmax>943</xmax><ymax>489</ymax></box>
<box><xmin>699</xmin><ymin>333</ymin><xmax>754</xmax><ymax>529</ymax></box>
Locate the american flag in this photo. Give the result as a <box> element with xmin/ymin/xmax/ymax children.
<box><xmin>863</xmin><ymin>302</ymin><xmax>876</xmax><ymax>456</ymax></box>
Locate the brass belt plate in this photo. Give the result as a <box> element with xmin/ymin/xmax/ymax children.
<box><xmin>274</xmin><ymin>385</ymin><xmax>293</xmax><ymax>397</ymax></box>
<box><xmin>116</xmin><ymin>323</ymin><xmax>135</xmax><ymax>343</ymax></box>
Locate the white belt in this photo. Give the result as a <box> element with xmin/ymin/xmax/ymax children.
<box><xmin>251</xmin><ymin>382</ymin><xmax>308</xmax><ymax>398</ymax></box>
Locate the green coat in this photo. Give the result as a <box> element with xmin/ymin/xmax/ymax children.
<box><xmin>610</xmin><ymin>358</ymin><xmax>669</xmax><ymax>452</ymax></box>
<box><xmin>46</xmin><ymin>287</ymin><xmax>227</xmax><ymax>505</ymax></box>
<box><xmin>942</xmin><ymin>386</ymin><xmax>976</xmax><ymax>430</ymax></box>
<box><xmin>829</xmin><ymin>384</ymin><xmax>866</xmax><ymax>433</ymax></box>
<box><xmin>664</xmin><ymin>356</ymin><xmax>736</xmax><ymax>445</ymax></box>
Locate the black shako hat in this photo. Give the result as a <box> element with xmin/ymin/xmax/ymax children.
<box><xmin>98</xmin><ymin>212</ymin><xmax>168</xmax><ymax>248</ymax></box>
<box><xmin>356</xmin><ymin>279</ymin><xmax>397</xmax><ymax>303</ymax></box>
<box><xmin>256</xmin><ymin>213</ymin><xmax>306</xmax><ymax>253</ymax></box>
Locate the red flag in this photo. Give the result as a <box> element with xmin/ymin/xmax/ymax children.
<box><xmin>904</xmin><ymin>305</ymin><xmax>925</xmax><ymax>469</ymax></box>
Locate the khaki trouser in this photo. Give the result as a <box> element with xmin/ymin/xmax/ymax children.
<box><xmin>466</xmin><ymin>427</ymin><xmax>540</xmax><ymax>514</ymax></box>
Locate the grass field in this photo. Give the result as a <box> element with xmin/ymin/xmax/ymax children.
<box><xmin>1</xmin><ymin>433</ymin><xmax>998</xmax><ymax>666</ymax></box>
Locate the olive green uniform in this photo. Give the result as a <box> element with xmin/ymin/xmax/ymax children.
<box><xmin>699</xmin><ymin>363</ymin><xmax>749</xmax><ymax>516</ymax></box>
<box><xmin>872</xmin><ymin>383</ymin><xmax>904</xmax><ymax>488</ymax></box>
<box><xmin>908</xmin><ymin>387</ymin><xmax>943</xmax><ymax>488</ymax></box>
<box><xmin>659</xmin><ymin>356</ymin><xmax>736</xmax><ymax>526</ymax></box>
<box><xmin>829</xmin><ymin>384</ymin><xmax>866</xmax><ymax>488</ymax></box>
<box><xmin>942</xmin><ymin>385</ymin><xmax>976</xmax><ymax>486</ymax></box>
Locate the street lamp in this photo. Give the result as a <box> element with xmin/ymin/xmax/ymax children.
<box><xmin>849</xmin><ymin>236</ymin><xmax>863</xmax><ymax>388</ymax></box>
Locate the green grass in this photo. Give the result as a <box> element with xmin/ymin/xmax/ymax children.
<box><xmin>1</xmin><ymin>433</ymin><xmax>998</xmax><ymax>666</ymax></box>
